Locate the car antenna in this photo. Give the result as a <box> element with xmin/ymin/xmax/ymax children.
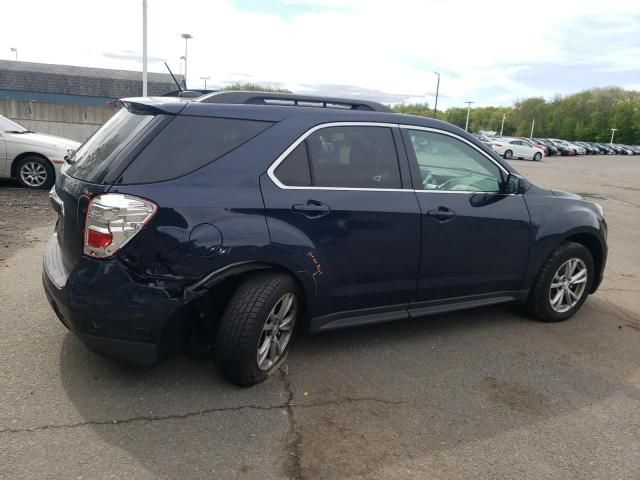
<box><xmin>164</xmin><ymin>61</ymin><xmax>184</xmax><ymax>92</ymax></box>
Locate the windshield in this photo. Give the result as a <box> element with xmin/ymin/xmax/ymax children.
<box><xmin>0</xmin><ymin>115</ymin><xmax>29</xmax><ymax>133</ymax></box>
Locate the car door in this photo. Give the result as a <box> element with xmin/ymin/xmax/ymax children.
<box><xmin>510</xmin><ymin>140</ymin><xmax>526</xmax><ymax>158</ymax></box>
<box><xmin>401</xmin><ymin>127</ymin><xmax>530</xmax><ymax>310</ymax></box>
<box><xmin>260</xmin><ymin>123</ymin><xmax>421</xmax><ymax>326</ymax></box>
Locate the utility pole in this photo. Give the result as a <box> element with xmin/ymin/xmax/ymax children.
<box><xmin>10</xmin><ymin>47</ymin><xmax>17</xmax><ymax>61</ymax></box>
<box><xmin>464</xmin><ymin>101</ymin><xmax>475</xmax><ymax>131</ymax></box>
<box><xmin>433</xmin><ymin>71</ymin><xmax>440</xmax><ymax>118</ymax></box>
<box><xmin>530</xmin><ymin>118</ymin><xmax>535</xmax><ymax>138</ymax></box>
<box><xmin>142</xmin><ymin>0</ymin><xmax>148</xmax><ymax>96</ymax></box>
<box><xmin>500</xmin><ymin>113</ymin><xmax>506</xmax><ymax>136</ymax></box>
<box><xmin>200</xmin><ymin>76</ymin><xmax>210</xmax><ymax>89</ymax></box>
<box><xmin>181</xmin><ymin>33</ymin><xmax>193</xmax><ymax>88</ymax></box>
<box><xmin>610</xmin><ymin>128</ymin><xmax>617</xmax><ymax>144</ymax></box>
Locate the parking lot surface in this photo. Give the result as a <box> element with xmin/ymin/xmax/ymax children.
<box><xmin>1</xmin><ymin>155</ymin><xmax>639</xmax><ymax>479</ymax></box>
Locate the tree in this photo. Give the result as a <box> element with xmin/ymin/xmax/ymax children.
<box><xmin>393</xmin><ymin>87</ymin><xmax>640</xmax><ymax>143</ymax></box>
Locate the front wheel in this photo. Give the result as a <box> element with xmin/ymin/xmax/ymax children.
<box><xmin>533</xmin><ymin>152</ymin><xmax>542</xmax><ymax>161</ymax></box>
<box><xmin>525</xmin><ymin>242</ymin><xmax>594</xmax><ymax>322</ymax></box>
<box><xmin>16</xmin><ymin>156</ymin><xmax>54</xmax><ymax>190</ymax></box>
<box><xmin>503</xmin><ymin>149</ymin><xmax>513</xmax><ymax>159</ymax></box>
<box><xmin>215</xmin><ymin>272</ymin><xmax>301</xmax><ymax>386</ymax></box>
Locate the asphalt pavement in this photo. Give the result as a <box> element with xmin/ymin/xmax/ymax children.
<box><xmin>1</xmin><ymin>155</ymin><xmax>639</xmax><ymax>479</ymax></box>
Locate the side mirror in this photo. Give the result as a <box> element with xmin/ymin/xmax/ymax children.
<box><xmin>503</xmin><ymin>173</ymin><xmax>525</xmax><ymax>194</ymax></box>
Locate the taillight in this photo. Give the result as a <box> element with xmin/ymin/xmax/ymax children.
<box><xmin>83</xmin><ymin>193</ymin><xmax>157</xmax><ymax>258</ymax></box>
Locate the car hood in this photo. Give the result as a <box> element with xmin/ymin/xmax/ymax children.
<box><xmin>4</xmin><ymin>132</ymin><xmax>80</xmax><ymax>151</ymax></box>
<box><xmin>552</xmin><ymin>190</ymin><xmax>583</xmax><ymax>200</ymax></box>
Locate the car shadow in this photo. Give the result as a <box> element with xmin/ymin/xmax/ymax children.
<box><xmin>58</xmin><ymin>301</ymin><xmax>640</xmax><ymax>478</ymax></box>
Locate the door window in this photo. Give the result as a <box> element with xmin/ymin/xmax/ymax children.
<box><xmin>273</xmin><ymin>126</ymin><xmax>402</xmax><ymax>189</ymax></box>
<box><xmin>406</xmin><ymin>130</ymin><xmax>503</xmax><ymax>192</ymax></box>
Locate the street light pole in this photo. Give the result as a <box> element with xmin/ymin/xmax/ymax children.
<box><xmin>180</xmin><ymin>33</ymin><xmax>193</xmax><ymax>88</ymax></box>
<box><xmin>610</xmin><ymin>128</ymin><xmax>617</xmax><ymax>144</ymax></box>
<box><xmin>464</xmin><ymin>100</ymin><xmax>475</xmax><ymax>131</ymax></box>
<box><xmin>179</xmin><ymin>56</ymin><xmax>185</xmax><ymax>76</ymax></box>
<box><xmin>433</xmin><ymin>71</ymin><xmax>440</xmax><ymax>118</ymax></box>
<box><xmin>10</xmin><ymin>47</ymin><xmax>17</xmax><ymax>61</ymax></box>
<box><xmin>530</xmin><ymin>118</ymin><xmax>535</xmax><ymax>138</ymax></box>
<box><xmin>142</xmin><ymin>0</ymin><xmax>148</xmax><ymax>96</ymax></box>
<box><xmin>200</xmin><ymin>76</ymin><xmax>210</xmax><ymax>90</ymax></box>
<box><xmin>500</xmin><ymin>113</ymin><xmax>506</xmax><ymax>136</ymax></box>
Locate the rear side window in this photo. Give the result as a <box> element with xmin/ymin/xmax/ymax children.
<box><xmin>119</xmin><ymin>116</ymin><xmax>272</xmax><ymax>183</ymax></box>
<box><xmin>273</xmin><ymin>126</ymin><xmax>402</xmax><ymax>189</ymax></box>
<box><xmin>66</xmin><ymin>109</ymin><xmax>154</xmax><ymax>183</ymax></box>
<box><xmin>274</xmin><ymin>143</ymin><xmax>311</xmax><ymax>186</ymax></box>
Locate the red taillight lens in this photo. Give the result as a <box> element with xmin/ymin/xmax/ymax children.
<box><xmin>87</xmin><ymin>227</ymin><xmax>113</xmax><ymax>248</ymax></box>
<box><xmin>83</xmin><ymin>194</ymin><xmax>157</xmax><ymax>259</ymax></box>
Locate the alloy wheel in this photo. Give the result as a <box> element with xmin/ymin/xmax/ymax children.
<box><xmin>19</xmin><ymin>161</ymin><xmax>48</xmax><ymax>188</ymax></box>
<box><xmin>256</xmin><ymin>293</ymin><xmax>297</xmax><ymax>371</ymax></box>
<box><xmin>549</xmin><ymin>258</ymin><xmax>588</xmax><ymax>313</ymax></box>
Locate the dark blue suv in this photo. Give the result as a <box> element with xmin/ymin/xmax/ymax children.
<box><xmin>42</xmin><ymin>92</ymin><xmax>607</xmax><ymax>386</ymax></box>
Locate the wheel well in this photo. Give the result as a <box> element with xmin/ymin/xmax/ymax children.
<box><xmin>11</xmin><ymin>152</ymin><xmax>52</xmax><ymax>178</ymax></box>
<box><xmin>564</xmin><ymin>233</ymin><xmax>603</xmax><ymax>293</ymax></box>
<box><xmin>179</xmin><ymin>265</ymin><xmax>309</xmax><ymax>358</ymax></box>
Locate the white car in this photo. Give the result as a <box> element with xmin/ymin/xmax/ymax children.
<box><xmin>489</xmin><ymin>137</ymin><xmax>545</xmax><ymax>161</ymax></box>
<box><xmin>0</xmin><ymin>115</ymin><xmax>80</xmax><ymax>189</ymax></box>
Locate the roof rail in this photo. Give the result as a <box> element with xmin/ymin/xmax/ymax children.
<box><xmin>196</xmin><ymin>90</ymin><xmax>393</xmax><ymax>113</ymax></box>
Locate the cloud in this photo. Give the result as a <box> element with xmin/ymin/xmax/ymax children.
<box><xmin>2</xmin><ymin>0</ymin><xmax>639</xmax><ymax>107</ymax></box>
<box><xmin>102</xmin><ymin>50</ymin><xmax>164</xmax><ymax>63</ymax></box>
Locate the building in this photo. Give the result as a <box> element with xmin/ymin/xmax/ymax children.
<box><xmin>0</xmin><ymin>60</ymin><xmax>181</xmax><ymax>140</ymax></box>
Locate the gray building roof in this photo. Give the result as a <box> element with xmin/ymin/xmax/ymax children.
<box><xmin>0</xmin><ymin>60</ymin><xmax>181</xmax><ymax>98</ymax></box>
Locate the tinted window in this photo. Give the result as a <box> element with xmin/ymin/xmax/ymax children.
<box><xmin>274</xmin><ymin>143</ymin><xmax>311</xmax><ymax>186</ymax></box>
<box><xmin>120</xmin><ymin>116</ymin><xmax>272</xmax><ymax>183</ymax></box>
<box><xmin>306</xmin><ymin>126</ymin><xmax>401</xmax><ymax>189</ymax></box>
<box><xmin>407</xmin><ymin>130</ymin><xmax>502</xmax><ymax>192</ymax></box>
<box><xmin>66</xmin><ymin>109</ymin><xmax>155</xmax><ymax>183</ymax></box>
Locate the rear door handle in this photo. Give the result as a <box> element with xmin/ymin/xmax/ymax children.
<box><xmin>427</xmin><ymin>207</ymin><xmax>456</xmax><ymax>222</ymax></box>
<box><xmin>292</xmin><ymin>200</ymin><xmax>331</xmax><ymax>219</ymax></box>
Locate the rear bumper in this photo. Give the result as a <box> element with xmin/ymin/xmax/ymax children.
<box><xmin>42</xmin><ymin>235</ymin><xmax>183</xmax><ymax>366</ymax></box>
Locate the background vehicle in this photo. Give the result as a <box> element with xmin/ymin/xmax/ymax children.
<box><xmin>0</xmin><ymin>115</ymin><xmax>80</xmax><ymax>189</ymax></box>
<box><xmin>534</xmin><ymin>138</ymin><xmax>559</xmax><ymax>155</ymax></box>
<box><xmin>520</xmin><ymin>138</ymin><xmax>549</xmax><ymax>156</ymax></box>
<box><xmin>42</xmin><ymin>92</ymin><xmax>607</xmax><ymax>387</ymax></box>
<box><xmin>550</xmin><ymin>139</ymin><xmax>577</xmax><ymax>156</ymax></box>
<box><xmin>490</xmin><ymin>137</ymin><xmax>545</xmax><ymax>160</ymax></box>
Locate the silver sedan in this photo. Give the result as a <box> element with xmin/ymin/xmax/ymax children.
<box><xmin>0</xmin><ymin>115</ymin><xmax>80</xmax><ymax>189</ymax></box>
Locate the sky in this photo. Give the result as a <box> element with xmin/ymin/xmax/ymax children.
<box><xmin>2</xmin><ymin>0</ymin><xmax>640</xmax><ymax>109</ymax></box>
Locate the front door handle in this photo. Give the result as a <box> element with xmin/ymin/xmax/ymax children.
<box><xmin>427</xmin><ymin>207</ymin><xmax>456</xmax><ymax>222</ymax></box>
<box><xmin>292</xmin><ymin>200</ymin><xmax>331</xmax><ymax>219</ymax></box>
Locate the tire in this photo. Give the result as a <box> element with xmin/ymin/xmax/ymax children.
<box><xmin>215</xmin><ymin>272</ymin><xmax>301</xmax><ymax>386</ymax></box>
<box><xmin>16</xmin><ymin>156</ymin><xmax>54</xmax><ymax>190</ymax></box>
<box><xmin>525</xmin><ymin>242</ymin><xmax>594</xmax><ymax>322</ymax></box>
<box><xmin>503</xmin><ymin>149</ymin><xmax>513</xmax><ymax>159</ymax></box>
<box><xmin>533</xmin><ymin>152</ymin><xmax>542</xmax><ymax>161</ymax></box>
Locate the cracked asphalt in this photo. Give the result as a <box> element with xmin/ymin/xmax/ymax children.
<box><xmin>1</xmin><ymin>155</ymin><xmax>639</xmax><ymax>479</ymax></box>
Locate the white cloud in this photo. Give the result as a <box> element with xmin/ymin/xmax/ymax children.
<box><xmin>2</xmin><ymin>0</ymin><xmax>639</xmax><ymax>107</ymax></box>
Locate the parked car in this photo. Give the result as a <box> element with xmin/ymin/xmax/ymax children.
<box><xmin>519</xmin><ymin>138</ymin><xmax>549</xmax><ymax>156</ymax></box>
<box><xmin>0</xmin><ymin>115</ymin><xmax>80</xmax><ymax>189</ymax></box>
<box><xmin>550</xmin><ymin>139</ymin><xmax>577</xmax><ymax>156</ymax></box>
<box><xmin>490</xmin><ymin>137</ymin><xmax>545</xmax><ymax>161</ymax></box>
<box><xmin>534</xmin><ymin>138</ymin><xmax>559</xmax><ymax>155</ymax></box>
<box><xmin>42</xmin><ymin>92</ymin><xmax>608</xmax><ymax>386</ymax></box>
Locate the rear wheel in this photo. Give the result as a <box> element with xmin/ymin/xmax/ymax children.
<box><xmin>533</xmin><ymin>152</ymin><xmax>542</xmax><ymax>161</ymax></box>
<box><xmin>526</xmin><ymin>242</ymin><xmax>594</xmax><ymax>322</ymax></box>
<box><xmin>16</xmin><ymin>156</ymin><xmax>54</xmax><ymax>190</ymax></box>
<box><xmin>215</xmin><ymin>272</ymin><xmax>300</xmax><ymax>386</ymax></box>
<box><xmin>503</xmin><ymin>149</ymin><xmax>513</xmax><ymax>159</ymax></box>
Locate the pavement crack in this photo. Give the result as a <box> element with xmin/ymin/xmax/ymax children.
<box><xmin>0</xmin><ymin>403</ymin><xmax>285</xmax><ymax>435</ymax></box>
<box><xmin>279</xmin><ymin>366</ymin><xmax>304</xmax><ymax>480</ymax></box>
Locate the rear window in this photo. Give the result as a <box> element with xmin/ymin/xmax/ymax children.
<box><xmin>65</xmin><ymin>109</ymin><xmax>155</xmax><ymax>183</ymax></box>
<box><xmin>118</xmin><ymin>116</ymin><xmax>272</xmax><ymax>183</ymax></box>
